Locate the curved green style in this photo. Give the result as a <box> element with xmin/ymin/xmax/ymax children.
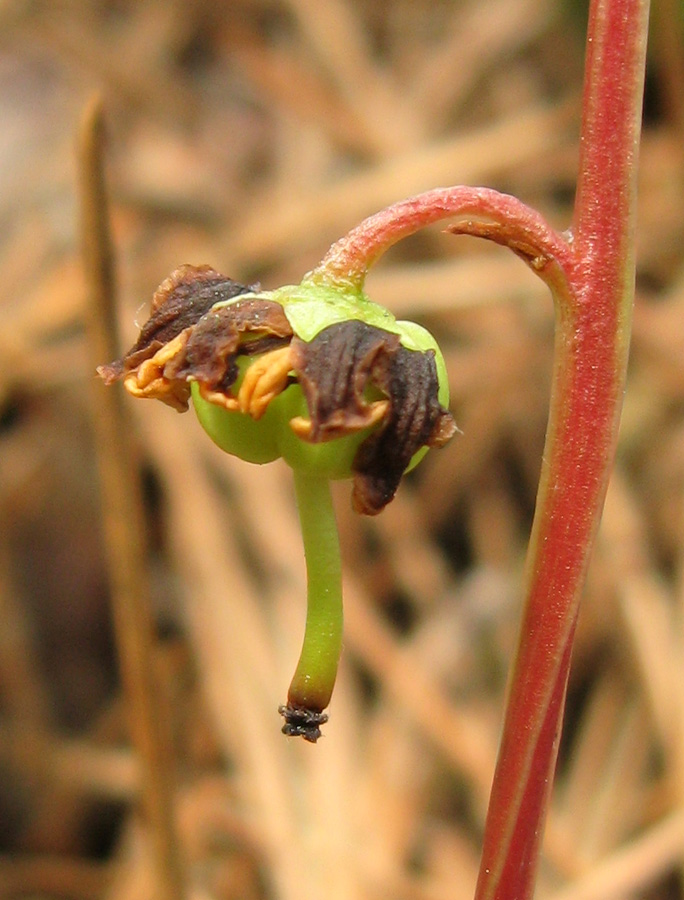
<box><xmin>279</xmin><ymin>469</ymin><xmax>344</xmax><ymax>742</ymax></box>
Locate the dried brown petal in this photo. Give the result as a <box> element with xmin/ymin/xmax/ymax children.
<box><xmin>97</xmin><ymin>265</ymin><xmax>253</xmax><ymax>383</ymax></box>
<box><xmin>165</xmin><ymin>299</ymin><xmax>292</xmax><ymax>394</ymax></box>
<box><xmin>290</xmin><ymin>321</ymin><xmax>456</xmax><ymax>514</ymax></box>
<box><xmin>290</xmin><ymin>320</ymin><xmax>399</xmax><ymax>440</ymax></box>
<box><xmin>351</xmin><ymin>342</ymin><xmax>457</xmax><ymax>514</ymax></box>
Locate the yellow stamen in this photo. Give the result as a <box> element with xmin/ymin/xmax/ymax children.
<box><xmin>238</xmin><ymin>346</ymin><xmax>294</xmax><ymax>419</ymax></box>
<box><xmin>197</xmin><ymin>384</ymin><xmax>240</xmax><ymax>412</ymax></box>
<box><xmin>123</xmin><ymin>332</ymin><xmax>189</xmax><ymax>411</ymax></box>
<box><xmin>290</xmin><ymin>398</ymin><xmax>389</xmax><ymax>441</ymax></box>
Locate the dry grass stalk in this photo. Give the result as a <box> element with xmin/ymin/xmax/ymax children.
<box><xmin>79</xmin><ymin>96</ymin><xmax>186</xmax><ymax>900</ymax></box>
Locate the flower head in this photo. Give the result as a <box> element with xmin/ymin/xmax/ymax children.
<box><xmin>99</xmin><ymin>264</ymin><xmax>456</xmax><ymax>513</ymax></box>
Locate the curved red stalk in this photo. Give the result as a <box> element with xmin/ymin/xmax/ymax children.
<box><xmin>313</xmin><ymin>1</ymin><xmax>649</xmax><ymax>898</ymax></box>
<box><xmin>310</xmin><ymin>186</ymin><xmax>575</xmax><ymax>292</ymax></box>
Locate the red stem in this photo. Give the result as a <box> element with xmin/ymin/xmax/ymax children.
<box><xmin>475</xmin><ymin>2</ymin><xmax>649</xmax><ymax>899</ymax></box>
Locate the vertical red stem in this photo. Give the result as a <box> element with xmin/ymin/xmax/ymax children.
<box><xmin>474</xmin><ymin>2</ymin><xmax>649</xmax><ymax>899</ymax></box>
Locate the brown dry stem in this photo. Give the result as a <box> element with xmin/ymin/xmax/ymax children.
<box><xmin>78</xmin><ymin>95</ymin><xmax>186</xmax><ymax>900</ymax></box>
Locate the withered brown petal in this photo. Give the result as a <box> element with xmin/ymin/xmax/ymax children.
<box><xmin>291</xmin><ymin>321</ymin><xmax>456</xmax><ymax>515</ymax></box>
<box><xmin>165</xmin><ymin>299</ymin><xmax>293</xmax><ymax>392</ymax></box>
<box><xmin>352</xmin><ymin>344</ymin><xmax>456</xmax><ymax>514</ymax></box>
<box><xmin>290</xmin><ymin>320</ymin><xmax>401</xmax><ymax>440</ymax></box>
<box><xmin>97</xmin><ymin>265</ymin><xmax>253</xmax><ymax>383</ymax></box>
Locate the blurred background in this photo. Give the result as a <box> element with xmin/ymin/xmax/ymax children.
<box><xmin>1</xmin><ymin>1</ymin><xmax>684</xmax><ymax>899</ymax></box>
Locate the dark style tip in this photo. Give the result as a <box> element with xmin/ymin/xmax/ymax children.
<box><xmin>278</xmin><ymin>704</ymin><xmax>329</xmax><ymax>743</ymax></box>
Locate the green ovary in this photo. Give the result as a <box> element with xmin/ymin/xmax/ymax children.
<box><xmin>191</xmin><ymin>381</ymin><xmax>280</xmax><ymax>463</ymax></box>
<box><xmin>191</xmin><ymin>378</ymin><xmax>375</xmax><ymax>479</ymax></box>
